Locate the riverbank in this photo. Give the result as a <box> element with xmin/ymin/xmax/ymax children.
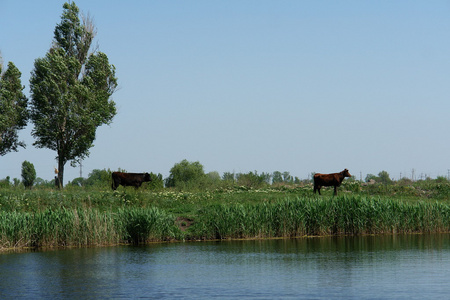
<box><xmin>1</xmin><ymin>184</ymin><xmax>450</xmax><ymax>250</ymax></box>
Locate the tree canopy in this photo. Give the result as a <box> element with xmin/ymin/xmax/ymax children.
<box><xmin>0</xmin><ymin>60</ymin><xmax>28</xmax><ymax>156</ymax></box>
<box><xmin>166</xmin><ymin>159</ymin><xmax>206</xmax><ymax>188</ymax></box>
<box><xmin>29</xmin><ymin>2</ymin><xmax>117</xmax><ymax>187</ymax></box>
<box><xmin>21</xmin><ymin>160</ymin><xmax>36</xmax><ymax>189</ymax></box>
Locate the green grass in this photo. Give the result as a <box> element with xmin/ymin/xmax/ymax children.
<box><xmin>1</xmin><ymin>181</ymin><xmax>450</xmax><ymax>250</ymax></box>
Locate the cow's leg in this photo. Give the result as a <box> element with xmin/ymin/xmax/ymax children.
<box><xmin>318</xmin><ymin>186</ymin><xmax>321</xmax><ymax>195</ymax></box>
<box><xmin>334</xmin><ymin>186</ymin><xmax>337</xmax><ymax>196</ymax></box>
<box><xmin>112</xmin><ymin>182</ymin><xmax>117</xmax><ymax>190</ymax></box>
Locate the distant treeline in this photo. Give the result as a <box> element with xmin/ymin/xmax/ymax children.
<box><xmin>1</xmin><ymin>159</ymin><xmax>449</xmax><ymax>191</ymax></box>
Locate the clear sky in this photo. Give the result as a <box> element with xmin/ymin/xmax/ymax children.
<box><xmin>1</xmin><ymin>0</ymin><xmax>450</xmax><ymax>183</ymax></box>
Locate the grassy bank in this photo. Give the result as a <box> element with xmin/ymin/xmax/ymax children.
<box><xmin>1</xmin><ymin>183</ymin><xmax>450</xmax><ymax>250</ymax></box>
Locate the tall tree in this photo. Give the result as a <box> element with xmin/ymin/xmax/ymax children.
<box><xmin>272</xmin><ymin>171</ymin><xmax>283</xmax><ymax>184</ymax></box>
<box><xmin>21</xmin><ymin>160</ymin><xmax>37</xmax><ymax>189</ymax></box>
<box><xmin>0</xmin><ymin>59</ymin><xmax>28</xmax><ymax>156</ymax></box>
<box><xmin>166</xmin><ymin>159</ymin><xmax>206</xmax><ymax>188</ymax></box>
<box><xmin>378</xmin><ymin>170</ymin><xmax>392</xmax><ymax>185</ymax></box>
<box><xmin>29</xmin><ymin>2</ymin><xmax>117</xmax><ymax>187</ymax></box>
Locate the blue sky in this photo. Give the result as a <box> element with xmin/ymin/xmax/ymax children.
<box><xmin>1</xmin><ymin>0</ymin><xmax>450</xmax><ymax>183</ymax></box>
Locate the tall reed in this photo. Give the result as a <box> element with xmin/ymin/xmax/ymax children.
<box><xmin>2</xmin><ymin>192</ymin><xmax>450</xmax><ymax>250</ymax></box>
<box><xmin>115</xmin><ymin>207</ymin><xmax>180</xmax><ymax>244</ymax></box>
<box><xmin>0</xmin><ymin>207</ymin><xmax>178</xmax><ymax>249</ymax></box>
<box><xmin>194</xmin><ymin>196</ymin><xmax>450</xmax><ymax>239</ymax></box>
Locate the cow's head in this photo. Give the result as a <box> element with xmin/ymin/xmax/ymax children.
<box><xmin>342</xmin><ymin>169</ymin><xmax>351</xmax><ymax>178</ymax></box>
<box><xmin>144</xmin><ymin>172</ymin><xmax>152</xmax><ymax>182</ymax></box>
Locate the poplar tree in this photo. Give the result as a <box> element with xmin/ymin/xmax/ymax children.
<box><xmin>21</xmin><ymin>160</ymin><xmax>36</xmax><ymax>189</ymax></box>
<box><xmin>29</xmin><ymin>2</ymin><xmax>117</xmax><ymax>187</ymax></box>
<box><xmin>0</xmin><ymin>60</ymin><xmax>28</xmax><ymax>156</ymax></box>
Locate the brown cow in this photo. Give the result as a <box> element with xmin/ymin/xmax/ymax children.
<box><xmin>313</xmin><ymin>169</ymin><xmax>351</xmax><ymax>196</ymax></box>
<box><xmin>111</xmin><ymin>172</ymin><xmax>152</xmax><ymax>190</ymax></box>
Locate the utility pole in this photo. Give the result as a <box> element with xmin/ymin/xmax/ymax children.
<box><xmin>79</xmin><ymin>161</ymin><xmax>83</xmax><ymax>178</ymax></box>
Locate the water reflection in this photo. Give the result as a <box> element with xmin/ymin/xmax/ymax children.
<box><xmin>1</xmin><ymin>234</ymin><xmax>450</xmax><ymax>299</ymax></box>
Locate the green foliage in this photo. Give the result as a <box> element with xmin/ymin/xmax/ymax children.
<box><xmin>0</xmin><ymin>60</ymin><xmax>28</xmax><ymax>156</ymax></box>
<box><xmin>207</xmin><ymin>171</ymin><xmax>221</xmax><ymax>182</ymax></box>
<box><xmin>146</xmin><ymin>173</ymin><xmax>164</xmax><ymax>190</ymax></box>
<box><xmin>436</xmin><ymin>176</ymin><xmax>448</xmax><ymax>183</ymax></box>
<box><xmin>236</xmin><ymin>171</ymin><xmax>270</xmax><ymax>188</ymax></box>
<box><xmin>166</xmin><ymin>159</ymin><xmax>206</xmax><ymax>188</ymax></box>
<box><xmin>84</xmin><ymin>169</ymin><xmax>112</xmax><ymax>187</ymax></box>
<box><xmin>272</xmin><ymin>171</ymin><xmax>296</xmax><ymax>185</ymax></box>
<box><xmin>272</xmin><ymin>171</ymin><xmax>283</xmax><ymax>184</ymax></box>
<box><xmin>12</xmin><ymin>178</ymin><xmax>21</xmax><ymax>188</ymax></box>
<box><xmin>34</xmin><ymin>177</ymin><xmax>55</xmax><ymax>188</ymax></box>
<box><xmin>222</xmin><ymin>172</ymin><xmax>235</xmax><ymax>182</ymax></box>
<box><xmin>0</xmin><ymin>177</ymin><xmax>10</xmax><ymax>188</ymax></box>
<box><xmin>21</xmin><ymin>161</ymin><xmax>36</xmax><ymax>189</ymax></box>
<box><xmin>69</xmin><ymin>177</ymin><xmax>85</xmax><ymax>187</ymax></box>
<box><xmin>397</xmin><ymin>177</ymin><xmax>413</xmax><ymax>186</ymax></box>
<box><xmin>54</xmin><ymin>2</ymin><xmax>92</xmax><ymax>62</ymax></box>
<box><xmin>378</xmin><ymin>170</ymin><xmax>392</xmax><ymax>184</ymax></box>
<box><xmin>365</xmin><ymin>171</ymin><xmax>392</xmax><ymax>185</ymax></box>
<box><xmin>365</xmin><ymin>174</ymin><xmax>377</xmax><ymax>182</ymax></box>
<box><xmin>29</xmin><ymin>2</ymin><xmax>117</xmax><ymax>187</ymax></box>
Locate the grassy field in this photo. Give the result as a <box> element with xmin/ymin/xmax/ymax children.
<box><xmin>1</xmin><ymin>180</ymin><xmax>450</xmax><ymax>251</ymax></box>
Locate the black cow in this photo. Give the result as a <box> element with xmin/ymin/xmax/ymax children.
<box><xmin>111</xmin><ymin>172</ymin><xmax>152</xmax><ymax>190</ymax></box>
<box><xmin>313</xmin><ymin>169</ymin><xmax>352</xmax><ymax>196</ymax></box>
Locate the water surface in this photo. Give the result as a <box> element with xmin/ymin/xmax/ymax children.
<box><xmin>1</xmin><ymin>234</ymin><xmax>449</xmax><ymax>299</ymax></box>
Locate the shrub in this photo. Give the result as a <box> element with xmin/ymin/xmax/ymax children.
<box><xmin>0</xmin><ymin>176</ymin><xmax>10</xmax><ymax>188</ymax></box>
<box><xmin>69</xmin><ymin>177</ymin><xmax>86</xmax><ymax>187</ymax></box>
<box><xmin>236</xmin><ymin>171</ymin><xmax>270</xmax><ymax>188</ymax></box>
<box><xmin>84</xmin><ymin>169</ymin><xmax>112</xmax><ymax>187</ymax></box>
<box><xmin>145</xmin><ymin>173</ymin><xmax>164</xmax><ymax>190</ymax></box>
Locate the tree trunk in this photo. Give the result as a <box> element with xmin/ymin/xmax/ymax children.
<box><xmin>57</xmin><ymin>155</ymin><xmax>65</xmax><ymax>189</ymax></box>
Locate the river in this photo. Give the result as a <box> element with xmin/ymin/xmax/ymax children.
<box><xmin>1</xmin><ymin>234</ymin><xmax>450</xmax><ymax>299</ymax></box>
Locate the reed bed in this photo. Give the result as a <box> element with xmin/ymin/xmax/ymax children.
<box><xmin>195</xmin><ymin>196</ymin><xmax>450</xmax><ymax>239</ymax></box>
<box><xmin>0</xmin><ymin>207</ymin><xmax>178</xmax><ymax>250</ymax></box>
<box><xmin>2</xmin><ymin>189</ymin><xmax>450</xmax><ymax>250</ymax></box>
